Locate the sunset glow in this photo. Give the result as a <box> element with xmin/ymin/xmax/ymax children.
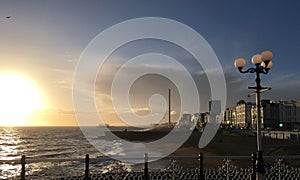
<box><xmin>0</xmin><ymin>1</ymin><xmax>300</xmax><ymax>127</ymax></box>
<box><xmin>0</xmin><ymin>73</ymin><xmax>42</xmax><ymax>126</ymax></box>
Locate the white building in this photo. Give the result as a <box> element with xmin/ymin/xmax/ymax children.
<box><xmin>223</xmin><ymin>107</ymin><xmax>236</xmax><ymax>126</ymax></box>
<box><xmin>235</xmin><ymin>100</ymin><xmax>254</xmax><ymax>129</ymax></box>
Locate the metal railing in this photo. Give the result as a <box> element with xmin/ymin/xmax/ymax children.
<box><xmin>1</xmin><ymin>153</ymin><xmax>300</xmax><ymax>180</ymax></box>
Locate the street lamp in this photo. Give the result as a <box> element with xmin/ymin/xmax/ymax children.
<box><xmin>234</xmin><ymin>50</ymin><xmax>273</xmax><ymax>180</ymax></box>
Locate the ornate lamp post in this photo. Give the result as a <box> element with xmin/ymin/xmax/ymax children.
<box><xmin>234</xmin><ymin>50</ymin><xmax>273</xmax><ymax>180</ymax></box>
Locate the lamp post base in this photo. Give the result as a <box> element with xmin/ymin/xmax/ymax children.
<box><xmin>256</xmin><ymin>150</ymin><xmax>266</xmax><ymax>180</ymax></box>
<box><xmin>256</xmin><ymin>173</ymin><xmax>266</xmax><ymax>180</ymax></box>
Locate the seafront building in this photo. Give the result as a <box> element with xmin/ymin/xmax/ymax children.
<box><xmin>179</xmin><ymin>113</ymin><xmax>192</xmax><ymax>127</ymax></box>
<box><xmin>278</xmin><ymin>100</ymin><xmax>300</xmax><ymax>129</ymax></box>
<box><xmin>223</xmin><ymin>107</ymin><xmax>236</xmax><ymax>127</ymax></box>
<box><xmin>235</xmin><ymin>100</ymin><xmax>254</xmax><ymax>129</ymax></box>
<box><xmin>192</xmin><ymin>100</ymin><xmax>222</xmax><ymax>128</ymax></box>
<box><xmin>222</xmin><ymin>99</ymin><xmax>300</xmax><ymax>130</ymax></box>
<box><xmin>197</xmin><ymin>112</ymin><xmax>209</xmax><ymax>127</ymax></box>
<box><xmin>259</xmin><ymin>100</ymin><xmax>279</xmax><ymax>129</ymax></box>
<box><xmin>192</xmin><ymin>99</ymin><xmax>300</xmax><ymax>131</ymax></box>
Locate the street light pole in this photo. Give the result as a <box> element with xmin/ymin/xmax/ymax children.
<box><xmin>234</xmin><ymin>50</ymin><xmax>273</xmax><ymax>180</ymax></box>
<box><xmin>255</xmin><ymin>68</ymin><xmax>262</xmax><ymax>150</ymax></box>
<box><xmin>254</xmin><ymin>66</ymin><xmax>265</xmax><ymax>177</ymax></box>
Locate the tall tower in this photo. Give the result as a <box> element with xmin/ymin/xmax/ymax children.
<box><xmin>169</xmin><ymin>88</ymin><xmax>171</xmax><ymax>125</ymax></box>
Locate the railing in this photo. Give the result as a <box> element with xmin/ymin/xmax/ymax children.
<box><xmin>262</xmin><ymin>130</ymin><xmax>300</xmax><ymax>140</ymax></box>
<box><xmin>1</xmin><ymin>154</ymin><xmax>300</xmax><ymax>179</ymax></box>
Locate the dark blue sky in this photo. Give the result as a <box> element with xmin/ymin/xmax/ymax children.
<box><xmin>1</xmin><ymin>0</ymin><xmax>300</xmax><ymax>125</ymax></box>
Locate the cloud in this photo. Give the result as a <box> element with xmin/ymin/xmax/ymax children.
<box><xmin>270</xmin><ymin>73</ymin><xmax>298</xmax><ymax>85</ymax></box>
<box><xmin>34</xmin><ymin>108</ymin><xmax>74</xmax><ymax>115</ymax></box>
<box><xmin>49</xmin><ymin>68</ymin><xmax>74</xmax><ymax>89</ymax></box>
<box><xmin>132</xmin><ymin>107</ymin><xmax>150</xmax><ymax>114</ymax></box>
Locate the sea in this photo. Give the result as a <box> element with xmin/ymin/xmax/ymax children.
<box><xmin>0</xmin><ymin>126</ymin><xmax>164</xmax><ymax>179</ymax></box>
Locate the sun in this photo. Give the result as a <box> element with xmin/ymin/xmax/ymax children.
<box><xmin>0</xmin><ymin>73</ymin><xmax>42</xmax><ymax>126</ymax></box>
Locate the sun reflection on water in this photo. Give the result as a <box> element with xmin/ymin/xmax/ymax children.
<box><xmin>0</xmin><ymin>127</ymin><xmax>21</xmax><ymax>178</ymax></box>
<box><xmin>0</xmin><ymin>128</ymin><xmax>21</xmax><ymax>159</ymax></box>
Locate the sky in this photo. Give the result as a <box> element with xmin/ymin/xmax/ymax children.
<box><xmin>0</xmin><ymin>0</ymin><xmax>300</xmax><ymax>126</ymax></box>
